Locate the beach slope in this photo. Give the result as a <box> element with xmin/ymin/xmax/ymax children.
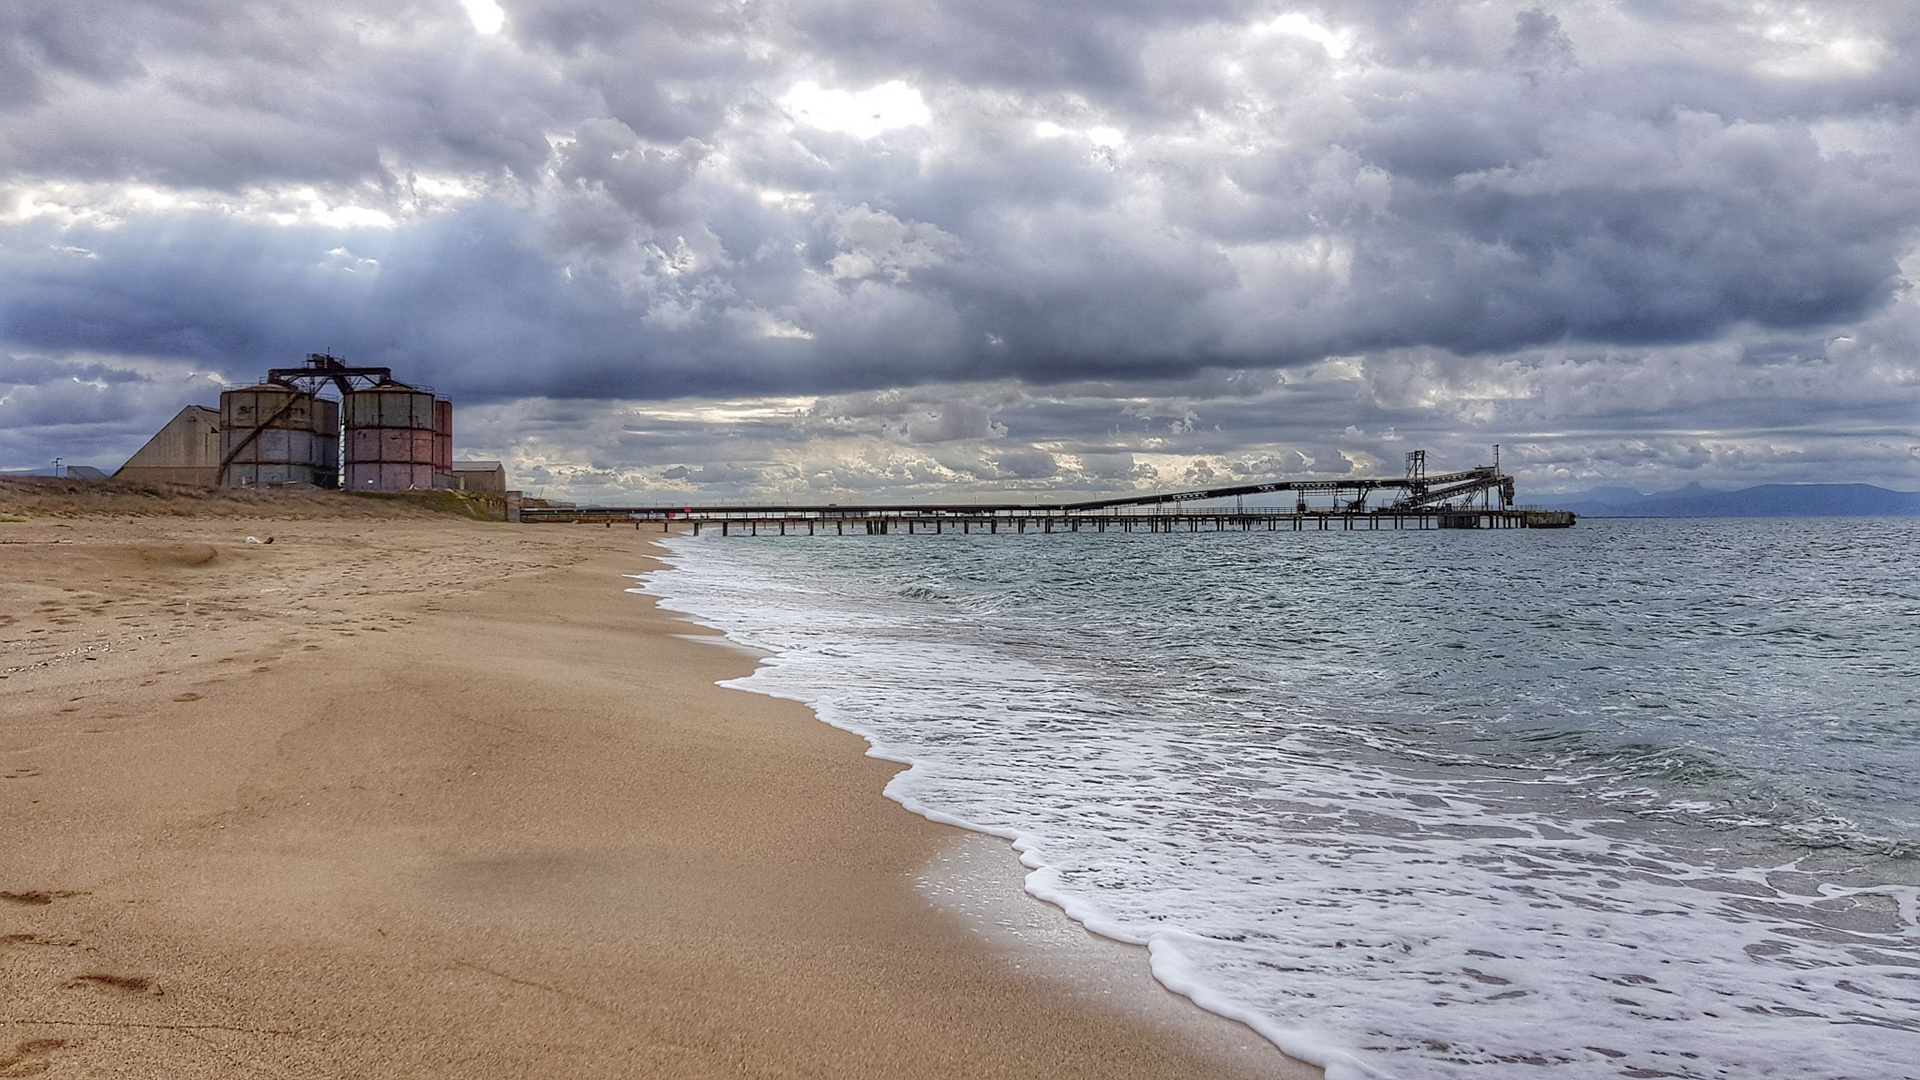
<box><xmin>1</xmin><ymin>493</ymin><xmax>1317</xmax><ymax>1078</ymax></box>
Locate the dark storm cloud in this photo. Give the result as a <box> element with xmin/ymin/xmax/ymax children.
<box><xmin>0</xmin><ymin>348</ymin><xmax>226</xmax><ymax>471</ymax></box>
<box><xmin>0</xmin><ymin>2</ymin><xmax>143</xmax><ymax>109</ymax></box>
<box><xmin>0</xmin><ymin>2</ymin><xmax>585</xmax><ymax>190</ymax></box>
<box><xmin>2</xmin><ymin>0</ymin><xmax>1918</xmax><ymax>489</ymax></box>
<box><xmin>438</xmin><ymin>302</ymin><xmax>1916</xmax><ymax>504</ymax></box>
<box><xmin>789</xmin><ymin>0</ymin><xmax>1263</xmax><ymax>98</ymax></box>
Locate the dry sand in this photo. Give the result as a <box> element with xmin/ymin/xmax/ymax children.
<box><xmin>1</xmin><ymin>481</ymin><xmax>1321</xmax><ymax>1079</ymax></box>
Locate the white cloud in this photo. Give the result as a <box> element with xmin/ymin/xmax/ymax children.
<box><xmin>828</xmin><ymin>205</ymin><xmax>959</xmax><ymax>283</ymax></box>
<box><xmin>1754</xmin><ymin>11</ymin><xmax>1887</xmax><ymax>78</ymax></box>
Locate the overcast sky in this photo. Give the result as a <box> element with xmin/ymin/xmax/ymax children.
<box><xmin>2</xmin><ymin>0</ymin><xmax>1916</xmax><ymax>500</ymax></box>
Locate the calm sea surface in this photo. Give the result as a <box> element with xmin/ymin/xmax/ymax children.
<box><xmin>643</xmin><ymin>517</ymin><xmax>1920</xmax><ymax>1079</ymax></box>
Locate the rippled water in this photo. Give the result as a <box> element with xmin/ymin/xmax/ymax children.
<box><xmin>642</xmin><ymin>517</ymin><xmax>1920</xmax><ymax>1079</ymax></box>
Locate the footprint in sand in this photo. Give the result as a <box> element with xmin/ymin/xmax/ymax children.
<box><xmin>0</xmin><ymin>890</ymin><xmax>84</xmax><ymax>906</ymax></box>
<box><xmin>0</xmin><ymin>933</ymin><xmax>76</xmax><ymax>949</ymax></box>
<box><xmin>65</xmin><ymin>973</ymin><xmax>163</xmax><ymax>997</ymax></box>
<box><xmin>0</xmin><ymin>1037</ymin><xmax>71</xmax><ymax>1077</ymax></box>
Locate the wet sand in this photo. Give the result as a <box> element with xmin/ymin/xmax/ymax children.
<box><xmin>0</xmin><ymin>496</ymin><xmax>1320</xmax><ymax>1078</ymax></box>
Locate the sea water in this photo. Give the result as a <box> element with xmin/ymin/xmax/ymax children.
<box><xmin>640</xmin><ymin>517</ymin><xmax>1920</xmax><ymax>1079</ymax></box>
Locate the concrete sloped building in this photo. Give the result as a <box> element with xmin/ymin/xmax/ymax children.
<box><xmin>114</xmin><ymin>405</ymin><xmax>221</xmax><ymax>487</ymax></box>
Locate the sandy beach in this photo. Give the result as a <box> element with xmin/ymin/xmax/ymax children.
<box><xmin>0</xmin><ymin>481</ymin><xmax>1318</xmax><ymax>1079</ymax></box>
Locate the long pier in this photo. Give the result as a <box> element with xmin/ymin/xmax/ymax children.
<box><xmin>517</xmin><ymin>454</ymin><xmax>1577</xmax><ymax>532</ymax></box>
<box><xmin>523</xmin><ymin>505</ymin><xmax>1575</xmax><ymax>532</ymax></box>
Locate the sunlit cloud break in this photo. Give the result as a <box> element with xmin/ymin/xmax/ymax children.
<box><xmin>781</xmin><ymin>81</ymin><xmax>932</xmax><ymax>139</ymax></box>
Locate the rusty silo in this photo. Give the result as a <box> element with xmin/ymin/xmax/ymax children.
<box><xmin>344</xmin><ymin>385</ymin><xmax>444</xmax><ymax>491</ymax></box>
<box><xmin>219</xmin><ymin>385</ymin><xmax>340</xmax><ymax>488</ymax></box>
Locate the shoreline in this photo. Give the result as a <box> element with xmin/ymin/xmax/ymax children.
<box><xmin>650</xmin><ymin>584</ymin><xmax>1319</xmax><ymax>1079</ymax></box>
<box><xmin>644</xmin><ymin>537</ymin><xmax>1327</xmax><ymax>1077</ymax></box>
<box><xmin>916</xmin><ymin>830</ymin><xmax>1311</xmax><ymax>1077</ymax></box>
<box><xmin>2</xmin><ymin>507</ymin><xmax>1319</xmax><ymax>1078</ymax></box>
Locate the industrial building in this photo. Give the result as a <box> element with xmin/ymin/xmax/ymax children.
<box><xmin>115</xmin><ymin>405</ymin><xmax>221</xmax><ymax>486</ymax></box>
<box><xmin>113</xmin><ymin>354</ymin><xmax>495</xmax><ymax>494</ymax></box>
<box><xmin>450</xmin><ymin>461</ymin><xmax>507</xmax><ymax>493</ymax></box>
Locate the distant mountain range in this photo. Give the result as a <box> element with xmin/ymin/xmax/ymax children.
<box><xmin>1532</xmin><ymin>482</ymin><xmax>1920</xmax><ymax>518</ymax></box>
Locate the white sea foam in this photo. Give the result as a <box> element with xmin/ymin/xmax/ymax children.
<box><xmin>641</xmin><ymin>524</ymin><xmax>1920</xmax><ymax>1079</ymax></box>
